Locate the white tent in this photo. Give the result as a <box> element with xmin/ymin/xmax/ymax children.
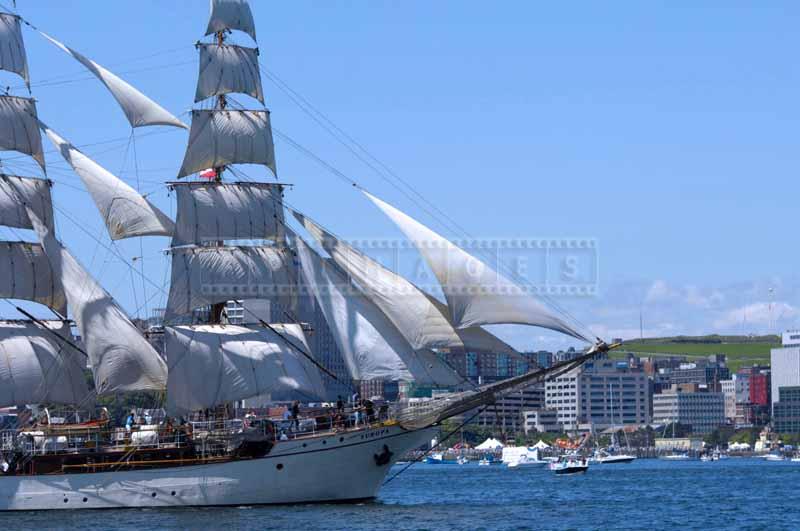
<box><xmin>475</xmin><ymin>437</ymin><xmax>504</xmax><ymax>450</ymax></box>
<box><xmin>532</xmin><ymin>440</ymin><xmax>551</xmax><ymax>450</ymax></box>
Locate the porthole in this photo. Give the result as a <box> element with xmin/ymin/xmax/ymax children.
<box><xmin>171</xmin><ymin>491</ymin><xmax>177</xmax><ymax>496</ymax></box>
<box><xmin>63</xmin><ymin>498</ymin><xmax>68</xmax><ymax>503</ymax></box>
<box><xmin>339</xmin><ymin>437</ymin><xmax>344</xmax><ymax>442</ymax></box>
<box><xmin>322</xmin><ymin>440</ymin><xmax>327</xmax><ymax>445</ymax></box>
<box><xmin>302</xmin><ymin>443</ymin><xmax>307</xmax><ymax>448</ymax></box>
<box><xmin>82</xmin><ymin>497</ymin><xmax>88</xmax><ymax>503</ymax></box>
<box><xmin>151</xmin><ymin>492</ymin><xmax>157</xmax><ymax>498</ymax></box>
<box><xmin>276</xmin><ymin>463</ymin><xmax>284</xmax><ymax>470</ymax></box>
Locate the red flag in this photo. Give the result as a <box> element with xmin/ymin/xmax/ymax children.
<box><xmin>199</xmin><ymin>168</ymin><xmax>217</xmax><ymax>179</ymax></box>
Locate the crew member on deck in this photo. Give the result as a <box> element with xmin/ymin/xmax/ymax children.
<box><xmin>290</xmin><ymin>401</ymin><xmax>300</xmax><ymax>431</ymax></box>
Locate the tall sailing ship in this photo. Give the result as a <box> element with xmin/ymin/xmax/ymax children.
<box><xmin>0</xmin><ymin>1</ymin><xmax>610</xmax><ymax>510</ymax></box>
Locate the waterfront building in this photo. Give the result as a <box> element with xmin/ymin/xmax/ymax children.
<box><xmin>771</xmin><ymin>334</ymin><xmax>800</xmax><ymax>415</ymax></box>
<box><xmin>773</xmin><ymin>386</ymin><xmax>800</xmax><ymax>434</ymax></box>
<box><xmin>666</xmin><ymin>357</ymin><xmax>730</xmax><ymax>391</ymax></box>
<box><xmin>522</xmin><ymin>409</ymin><xmax>562</xmax><ymax>434</ymax></box>
<box><xmin>720</xmin><ymin>379</ymin><xmax>736</xmax><ymax>421</ymax></box>
<box><xmin>652</xmin><ymin>384</ymin><xmax>726</xmax><ymax>434</ymax></box>
<box><xmin>545</xmin><ymin>358</ymin><xmax>650</xmax><ymax>431</ymax></box>
<box><xmin>474</xmin><ymin>385</ymin><xmax>545</xmax><ymax>432</ymax></box>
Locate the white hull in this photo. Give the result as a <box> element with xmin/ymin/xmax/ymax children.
<box><xmin>0</xmin><ymin>424</ymin><xmax>435</xmax><ymax>511</ymax></box>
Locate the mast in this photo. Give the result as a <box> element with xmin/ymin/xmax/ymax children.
<box><xmin>210</xmin><ymin>28</ymin><xmax>227</xmax><ymax>324</ymax></box>
<box><xmin>176</xmin><ymin>2</ymin><xmax>278</xmax><ymax>324</ymax></box>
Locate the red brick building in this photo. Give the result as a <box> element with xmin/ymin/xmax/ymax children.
<box><xmin>749</xmin><ymin>371</ymin><xmax>771</xmax><ymax>407</ymax></box>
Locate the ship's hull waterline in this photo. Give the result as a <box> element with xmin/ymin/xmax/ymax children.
<box><xmin>0</xmin><ymin>425</ymin><xmax>435</xmax><ymax>511</ymax></box>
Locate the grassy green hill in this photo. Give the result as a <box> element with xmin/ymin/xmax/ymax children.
<box><xmin>615</xmin><ymin>335</ymin><xmax>778</xmax><ymax>372</ymax></box>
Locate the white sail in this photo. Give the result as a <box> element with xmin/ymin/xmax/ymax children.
<box><xmin>364</xmin><ymin>192</ymin><xmax>591</xmax><ymax>342</ymax></box>
<box><xmin>0</xmin><ymin>96</ymin><xmax>45</xmax><ymax>172</ymax></box>
<box><xmin>165</xmin><ymin>245</ymin><xmax>295</xmax><ymax>321</ymax></box>
<box><xmin>41</xmin><ymin>124</ymin><xmax>175</xmax><ymax>240</ymax></box>
<box><xmin>205</xmin><ymin>0</ymin><xmax>257</xmax><ymax>42</ymax></box>
<box><xmin>0</xmin><ymin>241</ymin><xmax>66</xmax><ymax>315</ymax></box>
<box><xmin>296</xmin><ymin>237</ymin><xmax>462</xmax><ymax>385</ymax></box>
<box><xmin>40</xmin><ymin>32</ymin><xmax>187</xmax><ymax>129</ymax></box>
<box><xmin>29</xmin><ymin>210</ymin><xmax>168</xmax><ymax>394</ymax></box>
<box><xmin>0</xmin><ymin>175</ymin><xmax>53</xmax><ymax>231</ymax></box>
<box><xmin>196</xmin><ymin>44</ymin><xmax>263</xmax><ymax>103</ymax></box>
<box><xmin>0</xmin><ymin>14</ymin><xmax>29</xmax><ymax>87</ymax></box>
<box><xmin>177</xmin><ymin>110</ymin><xmax>276</xmax><ymax>178</ymax></box>
<box><xmin>172</xmin><ymin>182</ymin><xmax>284</xmax><ymax>244</ymax></box>
<box><xmin>422</xmin><ymin>293</ymin><xmax>521</xmax><ymax>355</ymax></box>
<box><xmin>166</xmin><ymin>324</ymin><xmax>326</xmax><ymax>412</ymax></box>
<box><xmin>294</xmin><ymin>211</ymin><xmax>462</xmax><ymax>350</ymax></box>
<box><xmin>0</xmin><ymin>320</ymin><xmax>90</xmax><ymax>407</ymax></box>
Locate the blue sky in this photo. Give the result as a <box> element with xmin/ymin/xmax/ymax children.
<box><xmin>2</xmin><ymin>1</ymin><xmax>798</xmax><ymax>350</ymax></box>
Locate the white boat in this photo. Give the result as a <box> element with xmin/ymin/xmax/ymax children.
<box><xmin>507</xmin><ymin>454</ymin><xmax>549</xmax><ymax>468</ymax></box>
<box><xmin>549</xmin><ymin>456</ymin><xmax>589</xmax><ymax>475</ymax></box>
<box><xmin>660</xmin><ymin>453</ymin><xmax>691</xmax><ymax>461</ymax></box>
<box><xmin>0</xmin><ymin>0</ymin><xmax>617</xmax><ymax>511</ymax></box>
<box><xmin>597</xmin><ymin>453</ymin><xmax>637</xmax><ymax>464</ymax></box>
<box><xmin>457</xmin><ymin>455</ymin><xmax>468</xmax><ymax>465</ymax></box>
<box><xmin>765</xmin><ymin>453</ymin><xmax>785</xmax><ymax>462</ymax></box>
<box><xmin>503</xmin><ymin>446</ymin><xmax>549</xmax><ymax>468</ymax></box>
<box><xmin>0</xmin><ymin>424</ymin><xmax>435</xmax><ymax>510</ymax></box>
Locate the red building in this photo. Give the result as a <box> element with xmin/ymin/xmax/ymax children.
<box><xmin>749</xmin><ymin>371</ymin><xmax>771</xmax><ymax>407</ymax></box>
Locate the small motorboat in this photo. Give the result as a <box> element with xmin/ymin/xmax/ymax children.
<box><xmin>765</xmin><ymin>453</ymin><xmax>785</xmax><ymax>462</ymax></box>
<box><xmin>457</xmin><ymin>455</ymin><xmax>468</xmax><ymax>465</ymax></box>
<box><xmin>424</xmin><ymin>453</ymin><xmax>456</xmax><ymax>465</ymax></box>
<box><xmin>594</xmin><ymin>449</ymin><xmax>636</xmax><ymax>464</ymax></box>
<box><xmin>660</xmin><ymin>453</ymin><xmax>690</xmax><ymax>461</ymax></box>
<box><xmin>549</xmin><ymin>456</ymin><xmax>589</xmax><ymax>475</ymax></box>
<box><xmin>507</xmin><ymin>454</ymin><xmax>549</xmax><ymax>468</ymax></box>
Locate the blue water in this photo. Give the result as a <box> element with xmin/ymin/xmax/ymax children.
<box><xmin>4</xmin><ymin>458</ymin><xmax>800</xmax><ymax>530</ymax></box>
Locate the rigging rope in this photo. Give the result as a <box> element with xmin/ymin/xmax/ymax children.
<box><xmin>382</xmin><ymin>404</ymin><xmax>489</xmax><ymax>486</ymax></box>
<box><xmin>260</xmin><ymin>65</ymin><xmax>596</xmax><ymax>342</ymax></box>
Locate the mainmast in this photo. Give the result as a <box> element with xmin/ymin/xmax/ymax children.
<box><xmin>173</xmin><ymin>0</ymin><xmax>280</xmax><ymax>328</ymax></box>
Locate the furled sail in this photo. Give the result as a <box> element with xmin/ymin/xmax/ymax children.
<box><xmin>0</xmin><ymin>96</ymin><xmax>45</xmax><ymax>172</ymax></box>
<box><xmin>0</xmin><ymin>175</ymin><xmax>53</xmax><ymax>231</ymax></box>
<box><xmin>165</xmin><ymin>324</ymin><xmax>326</xmax><ymax>412</ymax></box>
<box><xmin>296</xmin><ymin>237</ymin><xmax>462</xmax><ymax>386</ymax></box>
<box><xmin>40</xmin><ymin>32</ymin><xmax>187</xmax><ymax>129</ymax></box>
<box><xmin>205</xmin><ymin>0</ymin><xmax>257</xmax><ymax>42</ymax></box>
<box><xmin>176</xmin><ymin>110</ymin><xmax>276</xmax><ymax>178</ymax></box>
<box><xmin>293</xmin><ymin>211</ymin><xmax>462</xmax><ymax>350</ymax></box>
<box><xmin>0</xmin><ymin>13</ymin><xmax>29</xmax><ymax>88</ymax></box>
<box><xmin>364</xmin><ymin>192</ymin><xmax>591</xmax><ymax>342</ymax></box>
<box><xmin>29</xmin><ymin>210</ymin><xmax>168</xmax><ymax>394</ymax></box>
<box><xmin>172</xmin><ymin>182</ymin><xmax>284</xmax><ymax>244</ymax></box>
<box><xmin>196</xmin><ymin>44</ymin><xmax>263</xmax><ymax>103</ymax></box>
<box><xmin>0</xmin><ymin>241</ymin><xmax>66</xmax><ymax>315</ymax></box>
<box><xmin>0</xmin><ymin>320</ymin><xmax>90</xmax><ymax>408</ymax></box>
<box><xmin>41</xmin><ymin>124</ymin><xmax>175</xmax><ymax>240</ymax></box>
<box><xmin>165</xmin><ymin>245</ymin><xmax>295</xmax><ymax>321</ymax></box>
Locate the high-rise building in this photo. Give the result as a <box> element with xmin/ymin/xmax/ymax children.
<box><xmin>771</xmin><ymin>334</ymin><xmax>800</xmax><ymax>416</ymax></box>
<box><xmin>773</xmin><ymin>386</ymin><xmax>800</xmax><ymax>434</ymax></box>
<box><xmin>652</xmin><ymin>384</ymin><xmax>726</xmax><ymax>434</ymax></box>
<box><xmin>720</xmin><ymin>379</ymin><xmax>736</xmax><ymax>421</ymax></box>
<box><xmin>545</xmin><ymin>358</ymin><xmax>650</xmax><ymax>431</ymax></box>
